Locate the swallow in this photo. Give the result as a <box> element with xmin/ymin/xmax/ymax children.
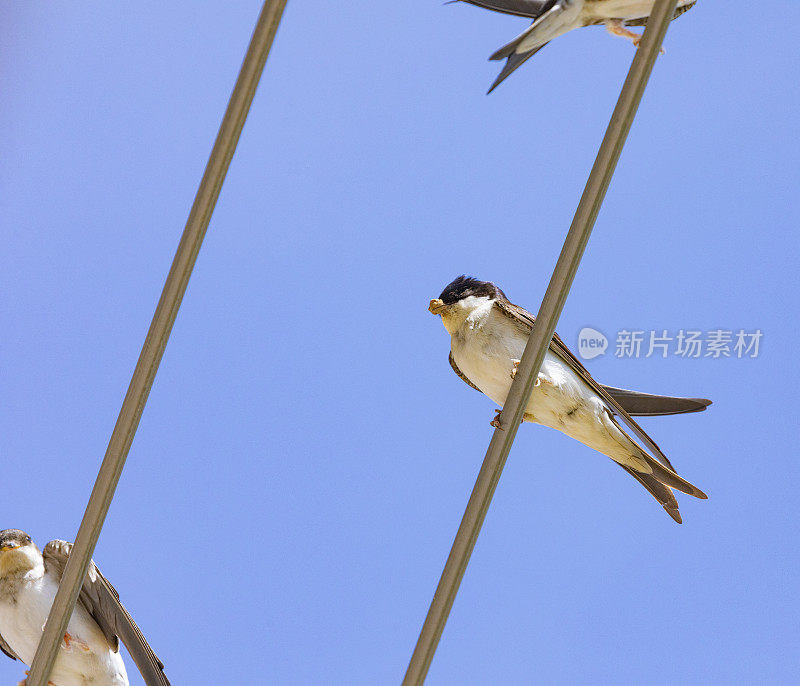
<box><xmin>0</xmin><ymin>529</ymin><xmax>169</xmax><ymax>686</ymax></box>
<box><xmin>455</xmin><ymin>0</ymin><xmax>697</xmax><ymax>92</ymax></box>
<box><xmin>429</xmin><ymin>276</ymin><xmax>710</xmax><ymax>523</ymax></box>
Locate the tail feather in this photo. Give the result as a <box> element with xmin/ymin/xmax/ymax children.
<box><xmin>637</xmin><ymin>449</ymin><xmax>707</xmax><ymax>500</ymax></box>
<box><xmin>618</xmin><ymin>465</ymin><xmax>682</xmax><ymax>524</ymax></box>
<box><xmin>600</xmin><ymin>404</ymin><xmax>707</xmax><ymax>501</ymax></box>
<box><xmin>487</xmin><ymin>44</ymin><xmax>547</xmax><ymax>93</ymax></box>
<box><xmin>489</xmin><ymin>30</ymin><xmax>536</xmax><ymax>61</ymax></box>
<box><xmin>485</xmin><ymin>0</ymin><xmax>580</xmax><ymax>91</ymax></box>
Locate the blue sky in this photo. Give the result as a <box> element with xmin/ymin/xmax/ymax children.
<box><xmin>2</xmin><ymin>1</ymin><xmax>799</xmax><ymax>684</ymax></box>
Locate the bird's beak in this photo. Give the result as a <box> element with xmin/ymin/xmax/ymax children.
<box><xmin>429</xmin><ymin>299</ymin><xmax>446</xmax><ymax>315</ymax></box>
<box><xmin>0</xmin><ymin>544</ymin><xmax>19</xmax><ymax>552</ymax></box>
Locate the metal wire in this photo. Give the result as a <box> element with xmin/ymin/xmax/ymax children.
<box><xmin>25</xmin><ymin>2</ymin><xmax>288</xmax><ymax>684</ymax></box>
<box><xmin>402</xmin><ymin>1</ymin><xmax>680</xmax><ymax>683</ymax></box>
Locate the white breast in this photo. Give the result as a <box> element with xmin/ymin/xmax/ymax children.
<box><xmin>0</xmin><ymin>570</ymin><xmax>128</xmax><ymax>686</ymax></box>
<box><xmin>449</xmin><ymin>303</ymin><xmax>581</xmax><ymax>416</ymax></box>
<box><xmin>448</xmin><ymin>303</ymin><xmax>648</xmax><ymax>470</ymax></box>
<box><xmin>451</xmin><ymin>311</ymin><xmax>590</xmax><ymax>425</ymax></box>
<box><xmin>585</xmin><ymin>0</ymin><xmax>692</xmax><ymax>21</ymax></box>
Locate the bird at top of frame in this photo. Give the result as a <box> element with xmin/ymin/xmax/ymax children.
<box><xmin>452</xmin><ymin>0</ymin><xmax>697</xmax><ymax>92</ymax></box>
<box><xmin>429</xmin><ymin>275</ymin><xmax>710</xmax><ymax>524</ymax></box>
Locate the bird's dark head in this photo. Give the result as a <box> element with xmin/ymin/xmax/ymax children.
<box><xmin>439</xmin><ymin>276</ymin><xmax>506</xmax><ymax>305</ymax></box>
<box><xmin>0</xmin><ymin>529</ymin><xmax>40</xmax><ymax>575</ymax></box>
<box><xmin>429</xmin><ymin>276</ymin><xmax>507</xmax><ymax>333</ymax></box>
<box><xmin>429</xmin><ymin>275</ymin><xmax>506</xmax><ymax>313</ymax></box>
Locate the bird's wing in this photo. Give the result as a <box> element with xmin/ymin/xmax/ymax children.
<box><xmin>449</xmin><ymin>352</ymin><xmax>482</xmax><ymax>391</ymax></box>
<box><xmin>493</xmin><ymin>300</ymin><xmax>678</xmax><ymax>469</ymax></box>
<box><xmin>494</xmin><ymin>300</ymin><xmax>707</xmax><ymax>499</ymax></box>
<box><xmin>0</xmin><ymin>632</ymin><xmax>21</xmax><ymax>662</ymax></box>
<box><xmin>627</xmin><ymin>1</ymin><xmax>696</xmax><ymax>26</ymax></box>
<box><xmin>486</xmin><ymin>0</ymin><xmax>579</xmax><ymax>91</ymax></box>
<box><xmin>600</xmin><ymin>385</ymin><xmax>711</xmax><ymax>417</ymax></box>
<box><xmin>43</xmin><ymin>541</ymin><xmax>170</xmax><ymax>686</ymax></box>
<box><xmin>448</xmin><ymin>319</ymin><xmax>710</xmax><ymax>417</ymax></box>
<box><xmin>455</xmin><ymin>0</ymin><xmax>554</xmax><ymax>19</ymax></box>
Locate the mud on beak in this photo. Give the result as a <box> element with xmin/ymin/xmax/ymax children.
<box><xmin>428</xmin><ymin>298</ymin><xmax>446</xmax><ymax>315</ymax></box>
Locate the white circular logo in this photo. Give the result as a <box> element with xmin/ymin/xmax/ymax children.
<box><xmin>577</xmin><ymin>327</ymin><xmax>608</xmax><ymax>360</ymax></box>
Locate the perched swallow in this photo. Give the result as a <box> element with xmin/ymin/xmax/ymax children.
<box><xmin>0</xmin><ymin>529</ymin><xmax>169</xmax><ymax>686</ymax></box>
<box><xmin>456</xmin><ymin>0</ymin><xmax>697</xmax><ymax>92</ymax></box>
<box><xmin>429</xmin><ymin>276</ymin><xmax>710</xmax><ymax>523</ymax></box>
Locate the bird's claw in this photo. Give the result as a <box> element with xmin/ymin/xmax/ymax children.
<box><xmin>606</xmin><ymin>20</ymin><xmax>665</xmax><ymax>54</ymax></box>
<box><xmin>490</xmin><ymin>409</ymin><xmax>504</xmax><ymax>430</ymax></box>
<box><xmin>511</xmin><ymin>362</ymin><xmax>549</xmax><ymax>388</ymax></box>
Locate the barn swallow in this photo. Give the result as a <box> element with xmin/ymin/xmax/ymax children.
<box><xmin>456</xmin><ymin>0</ymin><xmax>697</xmax><ymax>92</ymax></box>
<box><xmin>0</xmin><ymin>530</ymin><xmax>169</xmax><ymax>686</ymax></box>
<box><xmin>429</xmin><ymin>276</ymin><xmax>710</xmax><ymax>522</ymax></box>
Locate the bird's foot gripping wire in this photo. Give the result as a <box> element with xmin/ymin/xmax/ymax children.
<box><xmin>490</xmin><ymin>409</ymin><xmax>504</xmax><ymax>429</ymax></box>
<box><xmin>491</xmin><ymin>408</ymin><xmax>540</xmax><ymax>428</ymax></box>
<box><xmin>510</xmin><ymin>361</ymin><xmax>552</xmax><ymax>389</ymax></box>
<box><xmin>605</xmin><ymin>20</ymin><xmax>665</xmax><ymax>54</ymax></box>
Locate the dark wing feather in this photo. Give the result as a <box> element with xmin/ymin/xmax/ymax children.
<box><xmin>0</xmin><ymin>632</ymin><xmax>20</xmax><ymax>661</ymax></box>
<box><xmin>455</xmin><ymin>0</ymin><xmax>554</xmax><ymax>19</ymax></box>
<box><xmin>601</xmin><ymin>385</ymin><xmax>711</xmax><ymax>417</ymax></box>
<box><xmin>449</xmin><ymin>352</ymin><xmax>481</xmax><ymax>391</ymax></box>
<box><xmin>43</xmin><ymin>541</ymin><xmax>170</xmax><ymax>686</ymax></box>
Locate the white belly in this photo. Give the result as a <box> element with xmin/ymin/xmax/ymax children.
<box><xmin>451</xmin><ymin>329</ymin><xmax>596</xmax><ymax>427</ymax></box>
<box><xmin>450</xmin><ymin>319</ymin><xmax>647</xmax><ymax>470</ymax></box>
<box><xmin>585</xmin><ymin>0</ymin><xmax>692</xmax><ymax>21</ymax></box>
<box><xmin>0</xmin><ymin>573</ymin><xmax>128</xmax><ymax>686</ymax></box>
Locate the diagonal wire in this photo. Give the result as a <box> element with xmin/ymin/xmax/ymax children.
<box><xmin>26</xmin><ymin>1</ymin><xmax>288</xmax><ymax>684</ymax></box>
<box><xmin>402</xmin><ymin>1</ymin><xmax>680</xmax><ymax>683</ymax></box>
